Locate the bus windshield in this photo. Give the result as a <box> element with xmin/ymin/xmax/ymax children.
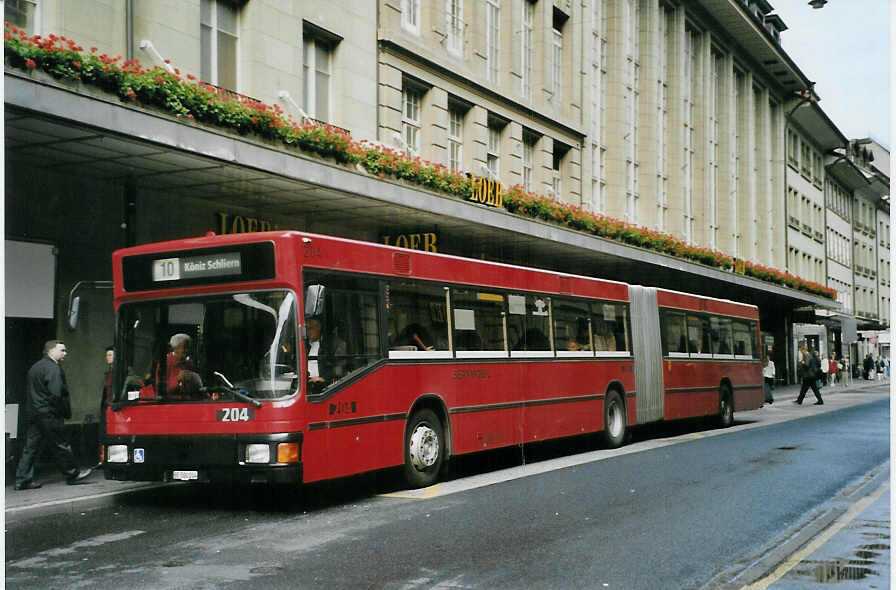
<box><xmin>117</xmin><ymin>290</ymin><xmax>299</xmax><ymax>403</ymax></box>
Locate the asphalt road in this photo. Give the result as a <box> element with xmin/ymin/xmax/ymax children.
<box><xmin>5</xmin><ymin>395</ymin><xmax>889</xmax><ymax>590</ymax></box>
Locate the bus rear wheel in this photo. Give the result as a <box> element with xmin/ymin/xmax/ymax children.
<box><xmin>718</xmin><ymin>385</ymin><xmax>734</xmax><ymax>428</ymax></box>
<box><xmin>403</xmin><ymin>409</ymin><xmax>445</xmax><ymax>488</ymax></box>
<box><xmin>601</xmin><ymin>390</ymin><xmax>627</xmax><ymax>448</ymax></box>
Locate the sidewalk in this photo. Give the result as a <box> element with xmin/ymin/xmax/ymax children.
<box><xmin>4</xmin><ymin>379</ymin><xmax>888</xmax><ymax>525</ymax></box>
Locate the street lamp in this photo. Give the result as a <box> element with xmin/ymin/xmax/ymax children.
<box><xmin>808</xmin><ymin>0</ymin><xmax>827</xmax><ymax>8</ymax></box>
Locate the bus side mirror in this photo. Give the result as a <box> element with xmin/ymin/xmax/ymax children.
<box><xmin>68</xmin><ymin>296</ymin><xmax>81</xmax><ymax>330</ymax></box>
<box><xmin>304</xmin><ymin>284</ymin><xmax>326</xmax><ymax>318</ymax></box>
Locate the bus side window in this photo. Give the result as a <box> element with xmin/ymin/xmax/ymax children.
<box><xmin>553</xmin><ymin>298</ymin><xmax>591</xmax><ymax>352</ymax></box>
<box><xmin>732</xmin><ymin>320</ymin><xmax>752</xmax><ymax>357</ymax></box>
<box><xmin>687</xmin><ymin>314</ymin><xmax>711</xmax><ymax>355</ymax></box>
<box><xmin>592</xmin><ymin>302</ymin><xmax>629</xmax><ymax>353</ymax></box>
<box><xmin>303</xmin><ymin>272</ymin><xmax>381</xmax><ymax>391</ymax></box>
<box><xmin>711</xmin><ymin>316</ymin><xmax>733</xmax><ymax>356</ymax></box>
<box><xmin>507</xmin><ymin>293</ymin><xmax>551</xmax><ymax>353</ymax></box>
<box><xmin>663</xmin><ymin>311</ymin><xmax>687</xmax><ymax>355</ymax></box>
<box><xmin>451</xmin><ymin>289</ymin><xmax>507</xmax><ymax>353</ymax></box>
<box><xmin>387</xmin><ymin>280</ymin><xmax>449</xmax><ymax>352</ymax></box>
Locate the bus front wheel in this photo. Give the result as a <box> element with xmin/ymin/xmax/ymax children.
<box><xmin>403</xmin><ymin>409</ymin><xmax>445</xmax><ymax>488</ymax></box>
<box><xmin>601</xmin><ymin>390</ymin><xmax>627</xmax><ymax>448</ymax></box>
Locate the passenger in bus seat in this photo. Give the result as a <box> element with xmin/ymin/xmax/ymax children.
<box><xmin>396</xmin><ymin>323</ymin><xmax>435</xmax><ymax>351</ymax></box>
<box><xmin>566</xmin><ymin>321</ymin><xmax>591</xmax><ymax>351</ymax></box>
<box><xmin>139</xmin><ymin>333</ymin><xmax>202</xmax><ymax>399</ymax></box>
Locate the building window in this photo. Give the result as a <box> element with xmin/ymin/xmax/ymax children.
<box><xmin>592</xmin><ymin>0</ymin><xmax>607</xmax><ymax>214</ymax></box>
<box><xmin>787</xmin><ymin>129</ymin><xmax>799</xmax><ymax>169</ymax></box>
<box><xmin>486</xmin><ymin>0</ymin><xmax>500</xmax><ymax>82</ymax></box>
<box><xmin>402</xmin><ymin>84</ymin><xmax>422</xmax><ymax>155</ymax></box>
<box><xmin>523</xmin><ymin>133</ymin><xmax>536</xmax><ymax>192</ymax></box>
<box><xmin>487</xmin><ymin>120</ymin><xmax>502</xmax><ymax>178</ymax></box>
<box><xmin>655</xmin><ymin>8</ymin><xmax>670</xmax><ymax>232</ymax></box>
<box><xmin>402</xmin><ymin>0</ymin><xmax>421</xmax><ymax>35</ymax></box>
<box><xmin>707</xmin><ymin>50</ymin><xmax>722</xmax><ymax>247</ymax></box>
<box><xmin>521</xmin><ymin>0</ymin><xmax>534</xmax><ymax>99</ymax></box>
<box><xmin>682</xmin><ymin>28</ymin><xmax>698</xmax><ymax>242</ymax></box>
<box><xmin>5</xmin><ymin>0</ymin><xmax>38</xmax><ymax>35</ymax></box>
<box><xmin>446</xmin><ymin>0</ymin><xmax>463</xmax><ymax>54</ymax></box>
<box><xmin>553</xmin><ymin>141</ymin><xmax>570</xmax><ymax>200</ymax></box>
<box><xmin>551</xmin><ymin>15</ymin><xmax>564</xmax><ymax>101</ymax></box>
<box><xmin>448</xmin><ymin>103</ymin><xmax>465</xmax><ymax>172</ymax></box>
<box><xmin>303</xmin><ymin>33</ymin><xmax>333</xmax><ymax>122</ymax></box>
<box><xmin>201</xmin><ymin>0</ymin><xmax>238</xmax><ymax>90</ymax></box>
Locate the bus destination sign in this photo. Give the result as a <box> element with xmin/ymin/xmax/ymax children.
<box><xmin>153</xmin><ymin>252</ymin><xmax>242</xmax><ymax>282</ymax></box>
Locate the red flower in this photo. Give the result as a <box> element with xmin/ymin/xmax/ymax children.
<box><xmin>73</xmin><ymin>61</ymin><xmax>81</xmax><ymax>69</ymax></box>
<box><xmin>25</xmin><ymin>58</ymin><xmax>36</xmax><ymax>69</ymax></box>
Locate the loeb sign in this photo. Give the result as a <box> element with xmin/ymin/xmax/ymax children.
<box><xmin>469</xmin><ymin>176</ymin><xmax>503</xmax><ymax>208</ymax></box>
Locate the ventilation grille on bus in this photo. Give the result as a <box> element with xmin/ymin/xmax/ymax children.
<box><xmin>393</xmin><ymin>252</ymin><xmax>411</xmax><ymax>275</ymax></box>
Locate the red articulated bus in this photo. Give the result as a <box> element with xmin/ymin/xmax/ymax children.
<box><xmin>103</xmin><ymin>231</ymin><xmax>763</xmax><ymax>488</ymax></box>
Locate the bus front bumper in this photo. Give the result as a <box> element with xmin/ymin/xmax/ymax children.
<box><xmin>102</xmin><ymin>432</ymin><xmax>303</xmax><ymax>485</ymax></box>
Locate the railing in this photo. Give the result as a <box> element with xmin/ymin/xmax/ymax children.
<box><xmin>205</xmin><ymin>83</ymin><xmax>351</xmax><ymax>136</ymax></box>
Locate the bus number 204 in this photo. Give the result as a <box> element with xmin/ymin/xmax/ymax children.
<box><xmin>217</xmin><ymin>408</ymin><xmax>255</xmax><ymax>422</ymax></box>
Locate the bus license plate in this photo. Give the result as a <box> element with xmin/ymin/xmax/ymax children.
<box><xmin>172</xmin><ymin>470</ymin><xmax>198</xmax><ymax>481</ymax></box>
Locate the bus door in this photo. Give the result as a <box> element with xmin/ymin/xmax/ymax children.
<box><xmin>302</xmin><ymin>271</ymin><xmax>385</xmax><ymax>481</ymax></box>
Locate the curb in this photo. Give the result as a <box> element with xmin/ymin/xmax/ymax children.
<box><xmin>4</xmin><ymin>482</ymin><xmax>169</xmax><ymax>524</ymax></box>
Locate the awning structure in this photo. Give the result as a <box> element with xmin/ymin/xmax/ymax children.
<box><xmin>693</xmin><ymin>0</ymin><xmax>812</xmax><ymax>94</ymax></box>
<box><xmin>6</xmin><ymin>71</ymin><xmax>838</xmax><ymax>313</ymax></box>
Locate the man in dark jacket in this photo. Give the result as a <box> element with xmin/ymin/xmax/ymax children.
<box><xmin>794</xmin><ymin>344</ymin><xmax>824</xmax><ymax>406</ymax></box>
<box><xmin>14</xmin><ymin>340</ymin><xmax>92</xmax><ymax>490</ymax></box>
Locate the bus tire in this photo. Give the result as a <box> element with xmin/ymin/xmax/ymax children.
<box><xmin>601</xmin><ymin>390</ymin><xmax>627</xmax><ymax>448</ymax></box>
<box><xmin>718</xmin><ymin>385</ymin><xmax>734</xmax><ymax>428</ymax></box>
<box><xmin>403</xmin><ymin>409</ymin><xmax>444</xmax><ymax>488</ymax></box>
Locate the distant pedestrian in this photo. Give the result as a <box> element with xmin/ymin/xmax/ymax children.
<box><xmin>14</xmin><ymin>340</ymin><xmax>93</xmax><ymax>490</ymax></box>
<box><xmin>819</xmin><ymin>352</ymin><xmax>829</xmax><ymax>387</ymax></box>
<box><xmin>884</xmin><ymin>357</ymin><xmax>890</xmax><ymax>379</ymax></box>
<box><xmin>876</xmin><ymin>357</ymin><xmax>884</xmax><ymax>381</ymax></box>
<box><xmin>827</xmin><ymin>354</ymin><xmax>838</xmax><ymax>386</ymax></box>
<box><xmin>794</xmin><ymin>344</ymin><xmax>823</xmax><ymax>405</ymax></box>
<box><xmin>763</xmin><ymin>350</ymin><xmax>775</xmax><ymax>404</ymax></box>
<box><xmin>863</xmin><ymin>353</ymin><xmax>874</xmax><ymax>380</ymax></box>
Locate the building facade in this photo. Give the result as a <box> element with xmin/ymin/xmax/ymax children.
<box><xmin>4</xmin><ymin>0</ymin><xmax>889</xmax><ymax>460</ymax></box>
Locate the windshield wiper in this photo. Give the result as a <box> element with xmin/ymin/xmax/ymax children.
<box><xmin>213</xmin><ymin>371</ymin><xmax>262</xmax><ymax>408</ymax></box>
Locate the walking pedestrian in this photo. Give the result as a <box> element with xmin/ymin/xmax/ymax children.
<box><xmin>794</xmin><ymin>344</ymin><xmax>823</xmax><ymax>405</ymax></box>
<box><xmin>763</xmin><ymin>350</ymin><xmax>775</xmax><ymax>404</ymax></box>
<box><xmin>819</xmin><ymin>352</ymin><xmax>829</xmax><ymax>387</ymax></box>
<box><xmin>14</xmin><ymin>340</ymin><xmax>93</xmax><ymax>490</ymax></box>
<box><xmin>827</xmin><ymin>353</ymin><xmax>838</xmax><ymax>386</ymax></box>
<box><xmin>863</xmin><ymin>353</ymin><xmax>874</xmax><ymax>380</ymax></box>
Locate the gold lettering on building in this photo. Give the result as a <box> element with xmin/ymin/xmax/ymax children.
<box><xmin>382</xmin><ymin>232</ymin><xmax>438</xmax><ymax>253</ymax></box>
<box><xmin>216</xmin><ymin>212</ymin><xmax>274</xmax><ymax>235</ymax></box>
<box><xmin>469</xmin><ymin>177</ymin><xmax>503</xmax><ymax>208</ymax></box>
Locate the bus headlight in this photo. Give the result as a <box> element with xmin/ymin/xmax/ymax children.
<box><xmin>107</xmin><ymin>445</ymin><xmax>128</xmax><ymax>463</ymax></box>
<box><xmin>246</xmin><ymin>444</ymin><xmax>271</xmax><ymax>463</ymax></box>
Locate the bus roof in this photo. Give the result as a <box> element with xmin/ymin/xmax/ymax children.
<box><xmin>113</xmin><ymin>230</ymin><xmax>757</xmax><ymax>315</ymax></box>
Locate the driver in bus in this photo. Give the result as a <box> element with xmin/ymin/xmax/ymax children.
<box><xmin>305</xmin><ymin>317</ymin><xmax>346</xmax><ymax>388</ymax></box>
